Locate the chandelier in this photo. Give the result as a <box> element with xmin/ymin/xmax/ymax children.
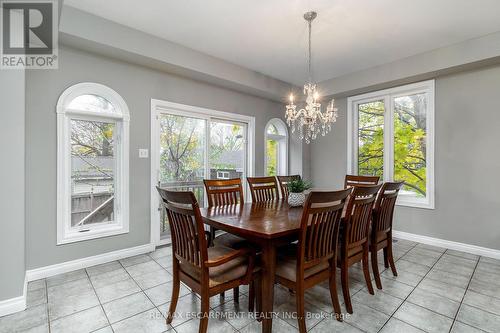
<box><xmin>285</xmin><ymin>11</ymin><xmax>338</xmax><ymax>144</ymax></box>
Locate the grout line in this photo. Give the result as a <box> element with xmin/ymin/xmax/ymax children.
<box><xmin>22</xmin><ymin>240</ymin><xmax>498</xmax><ymax>333</ymax></box>
<box><xmin>117</xmin><ymin>259</ymin><xmax>159</xmax><ymax>308</ymax></box>
<box><xmin>447</xmin><ymin>256</ymin><xmax>480</xmax><ymax>333</ymax></box>
<box><xmin>374</xmin><ymin>241</ymin><xmax>439</xmax><ymax>333</ymax></box>
<box><xmin>380</xmin><ymin>243</ymin><xmax>478</xmax><ymax>331</ymax></box>
<box><xmin>351</xmin><ymin>242</ymin><xmax>421</xmax><ymax>333</ymax></box>
<box><xmin>45</xmin><ymin>279</ymin><xmax>51</xmax><ymax>333</ymax></box>
<box><xmin>316</xmin><ymin>240</ymin><xmax>419</xmax><ymax>333</ymax></box>
<box><xmin>42</xmin><ymin>267</ymin><xmax>179</xmax><ymax>330</ymax></box>
<box><xmin>85</xmin><ymin>268</ymin><xmax>115</xmax><ymax>333</ymax></box>
<box><xmin>116</xmin><ymin>254</ymin><xmax>195</xmax><ymax>331</ymax></box>
<box><xmin>459</xmin><ymin>299</ymin><xmax>500</xmax><ymax>318</ymax></box>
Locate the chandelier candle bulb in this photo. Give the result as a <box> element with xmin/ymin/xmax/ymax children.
<box><xmin>284</xmin><ymin>11</ymin><xmax>338</xmax><ymax>143</ymax></box>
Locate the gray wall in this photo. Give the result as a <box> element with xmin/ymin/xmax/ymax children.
<box><xmin>0</xmin><ymin>70</ymin><xmax>26</xmax><ymax>300</ymax></box>
<box><xmin>311</xmin><ymin>64</ymin><xmax>500</xmax><ymax>250</ymax></box>
<box><xmin>25</xmin><ymin>46</ymin><xmax>284</xmax><ymax>269</ymax></box>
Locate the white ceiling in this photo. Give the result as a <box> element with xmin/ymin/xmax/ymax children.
<box><xmin>65</xmin><ymin>0</ymin><xmax>500</xmax><ymax>86</ymax></box>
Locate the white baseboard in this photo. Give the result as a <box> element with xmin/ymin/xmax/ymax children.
<box><xmin>0</xmin><ymin>275</ymin><xmax>27</xmax><ymax>317</ymax></box>
<box><xmin>393</xmin><ymin>230</ymin><xmax>500</xmax><ymax>260</ymax></box>
<box><xmin>25</xmin><ymin>243</ymin><xmax>155</xmax><ymax>282</ymax></box>
<box><xmin>1</xmin><ymin>243</ymin><xmax>154</xmax><ymax>317</ymax></box>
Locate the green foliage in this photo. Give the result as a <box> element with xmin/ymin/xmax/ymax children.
<box><xmin>358</xmin><ymin>101</ymin><xmax>384</xmax><ymax>178</ymax></box>
<box><xmin>266</xmin><ymin>139</ymin><xmax>278</xmax><ymax>176</ymax></box>
<box><xmin>159</xmin><ymin>117</ymin><xmax>246</xmax><ymax>185</ymax></box>
<box><xmin>357</xmin><ymin>95</ymin><xmax>427</xmax><ymax>197</ymax></box>
<box><xmin>159</xmin><ymin>115</ymin><xmax>204</xmax><ymax>182</ymax></box>
<box><xmin>394</xmin><ymin>95</ymin><xmax>427</xmax><ymax>197</ymax></box>
<box><xmin>287</xmin><ymin>179</ymin><xmax>312</xmax><ymax>193</ymax></box>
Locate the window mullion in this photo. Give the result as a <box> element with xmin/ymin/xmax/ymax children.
<box><xmin>205</xmin><ymin>119</ymin><xmax>210</xmax><ymax>207</ymax></box>
<box><xmin>383</xmin><ymin>95</ymin><xmax>394</xmax><ymax>182</ymax></box>
<box><xmin>351</xmin><ymin>101</ymin><xmax>359</xmax><ymax>175</ymax></box>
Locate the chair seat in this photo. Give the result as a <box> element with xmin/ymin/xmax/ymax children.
<box><xmin>213</xmin><ymin>233</ymin><xmax>250</xmax><ymax>249</ymax></box>
<box><xmin>337</xmin><ymin>244</ymin><xmax>363</xmax><ymax>266</ymax></box>
<box><xmin>375</xmin><ymin>231</ymin><xmax>388</xmax><ymax>242</ymax></box>
<box><xmin>276</xmin><ymin>254</ymin><xmax>330</xmax><ymax>282</ymax></box>
<box><xmin>180</xmin><ymin>246</ymin><xmax>249</xmax><ymax>288</ymax></box>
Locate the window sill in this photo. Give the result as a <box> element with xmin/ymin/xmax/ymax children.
<box><xmin>57</xmin><ymin>224</ymin><xmax>129</xmax><ymax>245</ymax></box>
<box><xmin>396</xmin><ymin>198</ymin><xmax>434</xmax><ymax>210</ymax></box>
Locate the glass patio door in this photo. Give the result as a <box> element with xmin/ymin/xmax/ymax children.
<box><xmin>157</xmin><ymin>113</ymin><xmax>206</xmax><ymax>243</ymax></box>
<box><xmin>156</xmin><ymin>113</ymin><xmax>247</xmax><ymax>244</ymax></box>
<box><xmin>209</xmin><ymin>119</ymin><xmax>247</xmax><ymax>183</ymax></box>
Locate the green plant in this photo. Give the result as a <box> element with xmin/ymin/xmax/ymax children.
<box><xmin>287</xmin><ymin>179</ymin><xmax>312</xmax><ymax>193</ymax></box>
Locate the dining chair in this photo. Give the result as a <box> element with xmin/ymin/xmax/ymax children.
<box><xmin>338</xmin><ymin>183</ymin><xmax>382</xmax><ymax>314</ymax></box>
<box><xmin>247</xmin><ymin>176</ymin><xmax>280</xmax><ymax>202</ymax></box>
<box><xmin>203</xmin><ymin>178</ymin><xmax>249</xmax><ymax>304</ymax></box>
<box><xmin>156</xmin><ymin>187</ymin><xmax>258</xmax><ymax>333</ymax></box>
<box><xmin>275</xmin><ymin>189</ymin><xmax>352</xmax><ymax>332</ymax></box>
<box><xmin>370</xmin><ymin>181</ymin><xmax>404</xmax><ymax>289</ymax></box>
<box><xmin>204</xmin><ymin>178</ymin><xmax>246</xmax><ymax>247</ymax></box>
<box><xmin>276</xmin><ymin>175</ymin><xmax>301</xmax><ymax>199</ymax></box>
<box><xmin>344</xmin><ymin>174</ymin><xmax>380</xmax><ymax>188</ymax></box>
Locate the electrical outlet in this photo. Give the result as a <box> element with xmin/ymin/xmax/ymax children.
<box><xmin>138</xmin><ymin>149</ymin><xmax>149</xmax><ymax>158</ymax></box>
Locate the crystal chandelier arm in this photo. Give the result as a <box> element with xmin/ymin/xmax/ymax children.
<box><xmin>285</xmin><ymin>106</ymin><xmax>308</xmax><ymax>121</ymax></box>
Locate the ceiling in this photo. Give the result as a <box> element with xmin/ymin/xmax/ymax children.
<box><xmin>65</xmin><ymin>0</ymin><xmax>500</xmax><ymax>86</ymax></box>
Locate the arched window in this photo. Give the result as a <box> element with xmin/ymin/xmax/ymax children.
<box><xmin>57</xmin><ymin>83</ymin><xmax>130</xmax><ymax>244</ymax></box>
<box><xmin>265</xmin><ymin>118</ymin><xmax>288</xmax><ymax>176</ymax></box>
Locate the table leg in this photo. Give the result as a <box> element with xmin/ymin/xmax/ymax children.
<box><xmin>260</xmin><ymin>242</ymin><xmax>276</xmax><ymax>333</ymax></box>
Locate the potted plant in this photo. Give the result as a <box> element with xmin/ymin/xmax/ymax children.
<box><xmin>287</xmin><ymin>179</ymin><xmax>312</xmax><ymax>207</ymax></box>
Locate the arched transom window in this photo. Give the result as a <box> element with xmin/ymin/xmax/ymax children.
<box><xmin>57</xmin><ymin>83</ymin><xmax>130</xmax><ymax>244</ymax></box>
<box><xmin>265</xmin><ymin>118</ymin><xmax>288</xmax><ymax>176</ymax></box>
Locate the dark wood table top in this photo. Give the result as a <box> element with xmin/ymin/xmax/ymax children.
<box><xmin>200</xmin><ymin>201</ymin><xmax>303</xmax><ymax>240</ymax></box>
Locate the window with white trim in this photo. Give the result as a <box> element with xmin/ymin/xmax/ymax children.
<box><xmin>57</xmin><ymin>83</ymin><xmax>130</xmax><ymax>244</ymax></box>
<box><xmin>348</xmin><ymin>80</ymin><xmax>435</xmax><ymax>209</ymax></box>
<box><xmin>265</xmin><ymin>119</ymin><xmax>288</xmax><ymax>176</ymax></box>
<box><xmin>216</xmin><ymin>171</ymin><xmax>230</xmax><ymax>179</ymax></box>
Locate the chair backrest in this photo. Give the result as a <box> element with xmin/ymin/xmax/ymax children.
<box><xmin>343</xmin><ymin>184</ymin><xmax>382</xmax><ymax>247</ymax></box>
<box><xmin>204</xmin><ymin>178</ymin><xmax>244</xmax><ymax>208</ymax></box>
<box><xmin>372</xmin><ymin>182</ymin><xmax>403</xmax><ymax>235</ymax></box>
<box><xmin>298</xmin><ymin>189</ymin><xmax>352</xmax><ymax>268</ymax></box>
<box><xmin>344</xmin><ymin>174</ymin><xmax>380</xmax><ymax>188</ymax></box>
<box><xmin>247</xmin><ymin>176</ymin><xmax>279</xmax><ymax>202</ymax></box>
<box><xmin>277</xmin><ymin>175</ymin><xmax>301</xmax><ymax>199</ymax></box>
<box><xmin>156</xmin><ymin>187</ymin><xmax>208</xmax><ymax>268</ymax></box>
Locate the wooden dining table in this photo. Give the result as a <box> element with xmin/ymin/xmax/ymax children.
<box><xmin>200</xmin><ymin>200</ymin><xmax>303</xmax><ymax>333</ymax></box>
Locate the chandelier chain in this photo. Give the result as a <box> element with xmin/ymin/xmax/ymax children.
<box><xmin>308</xmin><ymin>19</ymin><xmax>312</xmax><ymax>82</ymax></box>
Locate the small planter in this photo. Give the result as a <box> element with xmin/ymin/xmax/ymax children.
<box><xmin>288</xmin><ymin>192</ymin><xmax>306</xmax><ymax>207</ymax></box>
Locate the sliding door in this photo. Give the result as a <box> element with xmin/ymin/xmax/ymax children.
<box><xmin>209</xmin><ymin>119</ymin><xmax>247</xmax><ymax>183</ymax></box>
<box><xmin>151</xmin><ymin>101</ymin><xmax>253</xmax><ymax>246</ymax></box>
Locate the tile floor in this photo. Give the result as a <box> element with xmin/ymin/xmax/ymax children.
<box><xmin>1</xmin><ymin>239</ymin><xmax>500</xmax><ymax>333</ymax></box>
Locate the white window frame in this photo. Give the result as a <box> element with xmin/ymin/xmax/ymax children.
<box><xmin>56</xmin><ymin>83</ymin><xmax>130</xmax><ymax>244</ymax></box>
<box><xmin>347</xmin><ymin>80</ymin><xmax>435</xmax><ymax>209</ymax></box>
<box><xmin>265</xmin><ymin>118</ymin><xmax>288</xmax><ymax>176</ymax></box>
<box><xmin>150</xmin><ymin>99</ymin><xmax>255</xmax><ymax>246</ymax></box>
<box><xmin>217</xmin><ymin>171</ymin><xmax>230</xmax><ymax>179</ymax></box>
